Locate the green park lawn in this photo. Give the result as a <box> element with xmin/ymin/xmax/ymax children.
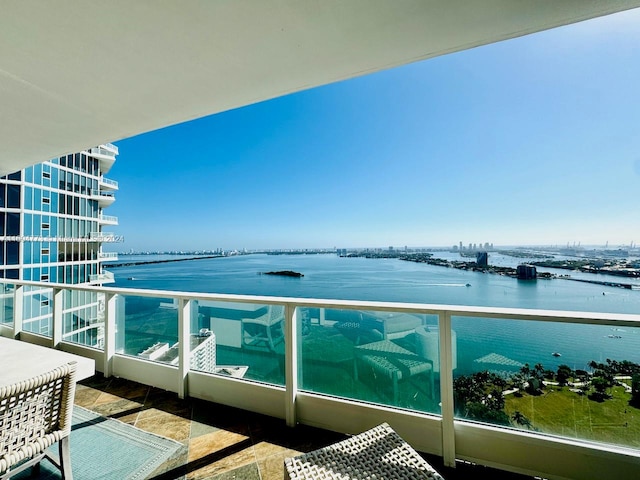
<box><xmin>504</xmin><ymin>385</ymin><xmax>640</xmax><ymax>448</ymax></box>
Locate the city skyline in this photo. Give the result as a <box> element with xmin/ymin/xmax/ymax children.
<box><xmin>106</xmin><ymin>9</ymin><xmax>640</xmax><ymax>252</ymax></box>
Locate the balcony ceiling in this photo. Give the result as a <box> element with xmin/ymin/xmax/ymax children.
<box><xmin>1</xmin><ymin>1</ymin><xmax>639</xmax><ymax>175</ymax></box>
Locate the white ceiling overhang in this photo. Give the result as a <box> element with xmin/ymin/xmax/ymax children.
<box><xmin>1</xmin><ymin>0</ymin><xmax>639</xmax><ymax>174</ymax></box>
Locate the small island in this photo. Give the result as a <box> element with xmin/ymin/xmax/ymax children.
<box><xmin>262</xmin><ymin>270</ymin><xmax>304</xmax><ymax>277</ymax></box>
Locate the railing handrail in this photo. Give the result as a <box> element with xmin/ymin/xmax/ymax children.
<box><xmin>1</xmin><ymin>278</ymin><xmax>638</xmax><ymax>328</ymax></box>
<box><xmin>99</xmin><ymin>177</ymin><xmax>118</xmax><ymax>187</ymax></box>
<box><xmin>2</xmin><ymin>276</ymin><xmax>640</xmax><ymax>478</ymax></box>
<box><xmin>90</xmin><ymin>189</ymin><xmax>115</xmax><ymax>197</ymax></box>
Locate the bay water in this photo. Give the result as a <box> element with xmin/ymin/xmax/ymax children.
<box><xmin>109</xmin><ymin>253</ymin><xmax>640</xmax><ymax>374</ymax></box>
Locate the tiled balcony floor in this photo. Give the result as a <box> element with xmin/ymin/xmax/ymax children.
<box><xmin>76</xmin><ymin>374</ymin><xmax>536</xmax><ymax>480</ymax></box>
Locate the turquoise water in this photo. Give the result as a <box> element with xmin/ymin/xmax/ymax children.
<box><xmin>111</xmin><ymin>253</ymin><xmax>640</xmax><ymax>313</ymax></box>
<box><xmin>110</xmin><ymin>253</ymin><xmax>640</xmax><ymax>374</ymax></box>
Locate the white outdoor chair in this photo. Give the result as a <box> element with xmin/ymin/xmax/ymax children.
<box><xmin>241</xmin><ymin>305</ymin><xmax>285</xmax><ymax>351</ymax></box>
<box><xmin>0</xmin><ymin>361</ymin><xmax>77</xmax><ymax>480</ymax></box>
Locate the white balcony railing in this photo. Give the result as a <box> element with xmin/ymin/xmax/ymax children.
<box><xmin>98</xmin><ymin>176</ymin><xmax>119</xmax><ymax>190</ymax></box>
<box><xmin>98</xmin><ymin>214</ymin><xmax>118</xmax><ymax>225</ymax></box>
<box><xmin>0</xmin><ymin>279</ymin><xmax>639</xmax><ymax>480</ymax></box>
<box><xmin>88</xmin><ymin>271</ymin><xmax>115</xmax><ymax>283</ymax></box>
<box><xmin>88</xmin><ymin>145</ymin><xmax>117</xmax><ymax>174</ymax></box>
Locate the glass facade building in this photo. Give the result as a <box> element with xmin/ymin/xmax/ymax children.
<box><xmin>0</xmin><ymin>144</ymin><xmax>119</xmax><ymax>346</ymax></box>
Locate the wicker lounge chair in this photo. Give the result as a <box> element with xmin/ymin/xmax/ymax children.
<box><xmin>0</xmin><ymin>361</ymin><xmax>77</xmax><ymax>480</ymax></box>
<box><xmin>285</xmin><ymin>422</ymin><xmax>444</xmax><ymax>479</ymax></box>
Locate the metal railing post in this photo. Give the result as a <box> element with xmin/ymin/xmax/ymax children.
<box><xmin>103</xmin><ymin>293</ymin><xmax>117</xmax><ymax>377</ymax></box>
<box><xmin>285</xmin><ymin>303</ymin><xmax>298</xmax><ymax>427</ymax></box>
<box><xmin>13</xmin><ymin>285</ymin><xmax>24</xmax><ymax>337</ymax></box>
<box><xmin>178</xmin><ymin>298</ymin><xmax>192</xmax><ymax>399</ymax></box>
<box><xmin>52</xmin><ymin>288</ymin><xmax>63</xmax><ymax>347</ymax></box>
<box><xmin>439</xmin><ymin>310</ymin><xmax>456</xmax><ymax>467</ymax></box>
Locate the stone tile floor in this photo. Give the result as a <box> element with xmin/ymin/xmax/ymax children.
<box><xmin>75</xmin><ymin>374</ymin><xmax>536</xmax><ymax>479</ymax></box>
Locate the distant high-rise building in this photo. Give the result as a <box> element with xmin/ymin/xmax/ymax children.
<box><xmin>476</xmin><ymin>251</ymin><xmax>488</xmax><ymax>267</ymax></box>
<box><xmin>517</xmin><ymin>264</ymin><xmax>537</xmax><ymax>280</ymax></box>
<box><xmin>0</xmin><ymin>144</ymin><xmax>120</xmax><ymax>346</ymax></box>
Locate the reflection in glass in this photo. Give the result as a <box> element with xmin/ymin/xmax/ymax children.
<box><xmin>298</xmin><ymin>308</ymin><xmax>442</xmax><ymax>414</ymax></box>
<box><xmin>452</xmin><ymin>316</ymin><xmax>640</xmax><ymax>449</ymax></box>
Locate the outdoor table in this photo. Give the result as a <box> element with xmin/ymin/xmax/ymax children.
<box><xmin>0</xmin><ymin>336</ymin><xmax>95</xmax><ymax>386</ymax></box>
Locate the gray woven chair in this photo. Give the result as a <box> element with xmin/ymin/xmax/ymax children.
<box><xmin>285</xmin><ymin>422</ymin><xmax>444</xmax><ymax>479</ymax></box>
<box><xmin>0</xmin><ymin>361</ymin><xmax>77</xmax><ymax>480</ymax></box>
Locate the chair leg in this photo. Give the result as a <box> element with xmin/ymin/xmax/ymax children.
<box><xmin>59</xmin><ymin>436</ymin><xmax>73</xmax><ymax>480</ymax></box>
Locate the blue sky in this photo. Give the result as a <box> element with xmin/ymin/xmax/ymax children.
<box><xmin>109</xmin><ymin>9</ymin><xmax>640</xmax><ymax>252</ymax></box>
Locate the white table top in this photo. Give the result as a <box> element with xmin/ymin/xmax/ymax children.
<box><xmin>0</xmin><ymin>336</ymin><xmax>95</xmax><ymax>387</ymax></box>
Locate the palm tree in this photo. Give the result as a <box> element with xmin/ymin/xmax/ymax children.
<box><xmin>512</xmin><ymin>411</ymin><xmax>532</xmax><ymax>429</ymax></box>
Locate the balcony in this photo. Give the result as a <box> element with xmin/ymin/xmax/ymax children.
<box><xmin>98</xmin><ymin>213</ymin><xmax>118</xmax><ymax>225</ymax></box>
<box><xmin>0</xmin><ymin>279</ymin><xmax>639</xmax><ymax>479</ymax></box>
<box><xmin>90</xmin><ymin>189</ymin><xmax>115</xmax><ymax>207</ymax></box>
<box><xmin>98</xmin><ymin>251</ymin><xmax>118</xmax><ymax>261</ymax></box>
<box><xmin>98</xmin><ymin>176</ymin><xmax>118</xmax><ymax>191</ymax></box>
<box><xmin>88</xmin><ymin>271</ymin><xmax>115</xmax><ymax>284</ymax></box>
<box><xmin>88</xmin><ymin>145</ymin><xmax>117</xmax><ymax>174</ymax></box>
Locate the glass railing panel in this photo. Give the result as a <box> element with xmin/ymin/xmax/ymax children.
<box><xmin>193</xmin><ymin>300</ymin><xmax>285</xmax><ymax>386</ymax></box>
<box><xmin>21</xmin><ymin>285</ymin><xmax>53</xmax><ymax>337</ymax></box>
<box><xmin>116</xmin><ymin>295</ymin><xmax>179</xmax><ymax>364</ymax></box>
<box><xmin>61</xmin><ymin>288</ymin><xmax>103</xmax><ymax>350</ymax></box>
<box><xmin>452</xmin><ymin>315</ymin><xmax>640</xmax><ymax>449</ymax></box>
<box><xmin>298</xmin><ymin>307</ymin><xmax>441</xmax><ymax>414</ymax></box>
<box><xmin>0</xmin><ymin>283</ymin><xmax>15</xmax><ymax>325</ymax></box>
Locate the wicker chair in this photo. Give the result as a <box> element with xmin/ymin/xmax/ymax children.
<box><xmin>284</xmin><ymin>422</ymin><xmax>444</xmax><ymax>479</ymax></box>
<box><xmin>0</xmin><ymin>361</ymin><xmax>77</xmax><ymax>480</ymax></box>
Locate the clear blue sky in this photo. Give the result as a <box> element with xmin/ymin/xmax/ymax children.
<box><xmin>108</xmin><ymin>9</ymin><xmax>640</xmax><ymax>252</ymax></box>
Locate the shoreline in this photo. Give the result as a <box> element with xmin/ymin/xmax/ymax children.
<box><xmin>105</xmin><ymin>255</ymin><xmax>224</xmax><ymax>268</ymax></box>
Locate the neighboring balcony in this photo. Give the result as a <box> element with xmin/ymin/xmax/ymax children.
<box><xmin>98</xmin><ymin>252</ymin><xmax>118</xmax><ymax>261</ymax></box>
<box><xmin>90</xmin><ymin>189</ymin><xmax>115</xmax><ymax>207</ymax></box>
<box><xmin>88</xmin><ymin>270</ymin><xmax>115</xmax><ymax>284</ymax></box>
<box><xmin>98</xmin><ymin>214</ymin><xmax>118</xmax><ymax>226</ymax></box>
<box><xmin>1</xmin><ymin>280</ymin><xmax>639</xmax><ymax>480</ymax></box>
<box><xmin>98</xmin><ymin>176</ymin><xmax>119</xmax><ymax>191</ymax></box>
<box><xmin>88</xmin><ymin>145</ymin><xmax>117</xmax><ymax>174</ymax></box>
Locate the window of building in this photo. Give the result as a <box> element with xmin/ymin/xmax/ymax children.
<box><xmin>7</xmin><ymin>184</ymin><xmax>20</xmax><ymax>208</ymax></box>
<box><xmin>6</xmin><ymin>213</ymin><xmax>20</xmax><ymax>236</ymax></box>
<box><xmin>43</xmin><ymin>196</ymin><xmax>50</xmax><ymax>205</ymax></box>
<box><xmin>42</xmin><ymin>248</ymin><xmax>50</xmax><ymax>256</ymax></box>
<box><xmin>6</xmin><ymin>242</ymin><xmax>19</xmax><ymax>265</ymax></box>
<box><xmin>5</xmin><ymin>269</ymin><xmax>18</xmax><ymax>280</ymax></box>
<box><xmin>42</xmin><ymin>222</ymin><xmax>50</xmax><ymax>230</ymax></box>
<box><xmin>41</xmin><ymin>274</ymin><xmax>49</xmax><ymax>282</ymax></box>
<box><xmin>43</xmin><ymin>171</ymin><xmax>50</xmax><ymax>179</ymax></box>
<box><xmin>7</xmin><ymin>172</ymin><xmax>21</xmax><ymax>181</ymax></box>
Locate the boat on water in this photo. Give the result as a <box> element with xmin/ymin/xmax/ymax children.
<box><xmin>552</xmin><ymin>352</ymin><xmax>561</xmax><ymax>357</ymax></box>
